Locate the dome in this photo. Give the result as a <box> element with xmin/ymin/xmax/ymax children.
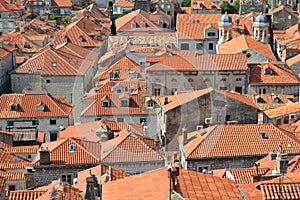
<box><xmin>219</xmin><ymin>12</ymin><xmax>232</xmax><ymax>23</ymax></box>
<box><xmin>255</xmin><ymin>13</ymin><xmax>268</xmax><ymax>23</ymax></box>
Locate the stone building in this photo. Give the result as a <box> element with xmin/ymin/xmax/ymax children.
<box><xmin>247</xmin><ymin>61</ymin><xmax>299</xmax><ymax>100</ymax></box>
<box><xmin>100</xmin><ymin>130</ymin><xmax>165</xmax><ymax>174</ymax></box>
<box><xmin>31</xmin><ymin>137</ymin><xmax>101</xmax><ymax>186</ymax></box>
<box><xmin>272</xmin><ymin>6</ymin><xmax>299</xmax><ymax>30</ymax></box>
<box><xmin>26</xmin><ymin>0</ymin><xmax>51</xmax><ymax>17</ymax></box>
<box><xmin>0</xmin><ymin>90</ymin><xmax>73</xmax><ymax>142</ymax></box>
<box><xmin>145</xmin><ymin>53</ymin><xmax>249</xmax><ymax>96</ymax></box>
<box><xmin>239</xmin><ymin>0</ymin><xmax>265</xmax><ymax>15</ymax></box>
<box><xmin>0</xmin><ymin>0</ymin><xmax>25</xmax><ymax>34</ymax></box>
<box><xmin>11</xmin><ymin>42</ymin><xmax>98</xmax><ymax>123</ymax></box>
<box><xmin>157</xmin><ymin>88</ymin><xmax>259</xmax><ymax>150</ymax></box>
<box><xmin>179</xmin><ymin>124</ymin><xmax>300</xmax><ymax>171</ymax></box>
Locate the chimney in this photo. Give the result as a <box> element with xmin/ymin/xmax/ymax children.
<box><xmin>269</xmin><ymin>151</ymin><xmax>277</xmax><ymax>160</ymax></box>
<box><xmin>84</xmin><ymin>169</ymin><xmax>100</xmax><ymax>200</ymax></box>
<box><xmin>39</xmin><ymin>147</ymin><xmax>50</xmax><ymax>165</ymax></box>
<box><xmin>164</xmin><ymin>96</ymin><xmax>168</xmax><ymax>105</ymax></box>
<box><xmin>275</xmin><ymin>152</ymin><xmax>289</xmax><ymax>174</ymax></box>
<box><xmin>24</xmin><ymin>167</ymin><xmax>35</xmax><ymax>189</ymax></box>
<box><xmin>49</xmin><ymin>44</ymin><xmax>54</xmax><ymax>50</ymax></box>
<box><xmin>182</xmin><ymin>127</ymin><xmax>187</xmax><ymax>145</ymax></box>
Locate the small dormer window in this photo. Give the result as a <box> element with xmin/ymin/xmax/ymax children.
<box><xmin>199</xmin><ymin>3</ymin><xmax>203</xmax><ymax>8</ymax></box>
<box><xmin>24</xmin><ymin>43</ymin><xmax>30</xmax><ymax>48</ymax></box>
<box><xmin>102</xmin><ymin>100</ymin><xmax>110</xmax><ymax>108</ymax></box>
<box><xmin>256</xmin><ymin>97</ymin><xmax>266</xmax><ymax>104</ymax></box>
<box><xmin>264</xmin><ymin>68</ymin><xmax>273</xmax><ymax>75</ymax></box>
<box><xmin>260</xmin><ymin>132</ymin><xmax>268</xmax><ymax>140</ymax></box>
<box><xmin>52</xmin><ymin>62</ymin><xmax>57</xmax><ymax>67</ymax></box>
<box><xmin>109</xmin><ymin>73</ymin><xmax>115</xmax><ymax>79</ymax></box>
<box><xmin>78</xmin><ymin>36</ymin><xmax>85</xmax><ymax>42</ymax></box>
<box><xmin>120</xmin><ymin>99</ymin><xmax>129</xmax><ymax>107</ymax></box>
<box><xmin>37</xmin><ymin>102</ymin><xmax>45</xmax><ymax>112</ymax></box>
<box><xmin>132</xmin><ymin>73</ymin><xmax>139</xmax><ymax>79</ymax></box>
<box><xmin>10</xmin><ymin>103</ymin><xmax>17</xmax><ymax>111</ymax></box>
<box><xmin>69</xmin><ymin>144</ymin><xmax>76</xmax><ymax>152</ymax></box>
<box><xmin>141</xmin><ymin>21</ymin><xmax>146</xmax><ymax>28</ymax></box>
<box><xmin>131</xmin><ymin>22</ymin><xmax>136</xmax><ymax>28</ymax></box>
<box><xmin>146</xmin><ymin>100</ymin><xmax>155</xmax><ymax>108</ymax></box>
<box><xmin>64</xmin><ymin>37</ymin><xmax>68</xmax><ymax>43</ymax></box>
<box><xmin>273</xmin><ymin>97</ymin><xmax>283</xmax><ymax>104</ymax></box>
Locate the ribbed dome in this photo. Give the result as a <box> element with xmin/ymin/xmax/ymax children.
<box><xmin>255</xmin><ymin>13</ymin><xmax>268</xmax><ymax>23</ymax></box>
<box><xmin>219</xmin><ymin>12</ymin><xmax>232</xmax><ymax>23</ymax></box>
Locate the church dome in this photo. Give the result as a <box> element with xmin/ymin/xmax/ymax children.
<box><xmin>255</xmin><ymin>13</ymin><xmax>268</xmax><ymax>23</ymax></box>
<box><xmin>219</xmin><ymin>12</ymin><xmax>232</xmax><ymax>23</ymax></box>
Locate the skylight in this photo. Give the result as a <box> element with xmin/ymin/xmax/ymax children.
<box><xmin>260</xmin><ymin>132</ymin><xmax>268</xmax><ymax>140</ymax></box>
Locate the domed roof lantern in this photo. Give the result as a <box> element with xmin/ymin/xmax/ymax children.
<box><xmin>255</xmin><ymin>12</ymin><xmax>268</xmax><ymax>23</ymax></box>
<box><xmin>220</xmin><ymin>12</ymin><xmax>232</xmax><ymax>23</ymax></box>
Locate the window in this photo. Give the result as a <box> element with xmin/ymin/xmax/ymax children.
<box><xmin>7</xmin><ymin>121</ymin><xmax>14</xmax><ymax>126</ymax></box>
<box><xmin>221</xmin><ymin>78</ymin><xmax>226</xmax><ymax>82</ymax></box>
<box><xmin>8</xmin><ymin>185</ymin><xmax>15</xmax><ymax>191</ymax></box>
<box><xmin>171</xmin><ymin>78</ymin><xmax>177</xmax><ymax>83</ymax></box>
<box><xmin>290</xmin><ymin>114</ymin><xmax>296</xmax><ymax>119</ymax></box>
<box><xmin>235</xmin><ymin>87</ymin><xmax>242</xmax><ymax>94</ymax></box>
<box><xmin>219</xmin><ymin>86</ymin><xmax>227</xmax><ymax>90</ymax></box>
<box><xmin>197</xmin><ymin>166</ymin><xmax>209</xmax><ymax>173</ymax></box>
<box><xmin>154</xmin><ymin>88</ymin><xmax>161</xmax><ymax>96</ymax></box>
<box><xmin>283</xmin><ymin>116</ymin><xmax>289</xmax><ymax>124</ymax></box>
<box><xmin>273</xmin><ymin>97</ymin><xmax>282</xmax><ymax>104</ymax></box>
<box><xmin>205</xmin><ymin>117</ymin><xmax>212</xmax><ymax>124</ymax></box>
<box><xmin>117</xmin><ymin>118</ymin><xmax>124</xmax><ymax>122</ymax></box>
<box><xmin>50</xmin><ymin>132</ymin><xmax>57</xmax><ymax>141</ymax></box>
<box><xmin>146</xmin><ymin>101</ymin><xmax>155</xmax><ymax>108</ymax></box>
<box><xmin>46</xmin><ymin>79</ymin><xmax>50</xmax><ymax>83</ymax></box>
<box><xmin>196</xmin><ymin>43</ymin><xmax>203</xmax><ymax>50</ymax></box>
<box><xmin>181</xmin><ymin>43</ymin><xmax>189</xmax><ymax>50</ymax></box>
<box><xmin>140</xmin><ymin>118</ymin><xmax>147</xmax><ymax>124</ymax></box>
<box><xmin>256</xmin><ymin>97</ymin><xmax>266</xmax><ymax>103</ymax></box>
<box><xmin>10</xmin><ymin>104</ymin><xmax>17</xmax><ymax>111</ymax></box>
<box><xmin>50</xmin><ymin>119</ymin><xmax>56</xmax><ymax>125</ymax></box>
<box><xmin>196</xmin><ymin>125</ymin><xmax>203</xmax><ymax>130</ymax></box>
<box><xmin>131</xmin><ymin>22</ymin><xmax>136</xmax><ymax>28</ymax></box>
<box><xmin>276</xmin><ymin>118</ymin><xmax>282</xmax><ymax>125</ymax></box>
<box><xmin>207</xmin><ymin>32</ymin><xmax>216</xmax><ymax>37</ymax></box>
<box><xmin>120</xmin><ymin>99</ymin><xmax>129</xmax><ymax>107</ymax></box>
<box><xmin>32</xmin><ymin>120</ymin><xmax>38</xmax><ymax>126</ymax></box>
<box><xmin>217</xmin><ymin>115</ymin><xmax>222</xmax><ymax>123</ymax></box>
<box><xmin>264</xmin><ymin>68</ymin><xmax>273</xmax><ymax>75</ymax></box>
<box><xmin>141</xmin><ymin>21</ymin><xmax>146</xmax><ymax>27</ymax></box>
<box><xmin>62</xmin><ymin>174</ymin><xmax>72</xmax><ymax>184</ymax></box>
<box><xmin>102</xmin><ymin>100</ymin><xmax>110</xmax><ymax>108</ymax></box>
<box><xmin>236</xmin><ymin>78</ymin><xmax>242</xmax><ymax>82</ymax></box>
<box><xmin>188</xmin><ymin>78</ymin><xmax>194</xmax><ymax>82</ymax></box>
<box><xmin>78</xmin><ymin>36</ymin><xmax>85</xmax><ymax>42</ymax></box>
<box><xmin>109</xmin><ymin>73</ymin><xmax>115</xmax><ymax>79</ymax></box>
<box><xmin>260</xmin><ymin>132</ymin><xmax>268</xmax><ymax>140</ymax></box>
<box><xmin>208</xmin><ymin>43</ymin><xmax>214</xmax><ymax>50</ymax></box>
<box><xmin>69</xmin><ymin>144</ymin><xmax>76</xmax><ymax>152</ymax></box>
<box><xmin>171</xmin><ymin>88</ymin><xmax>177</xmax><ymax>95</ymax></box>
<box><xmin>28</xmin><ymin>155</ymin><xmax>32</xmax><ymax>159</ymax></box>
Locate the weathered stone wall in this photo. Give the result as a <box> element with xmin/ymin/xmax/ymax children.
<box><xmin>272</xmin><ymin>10</ymin><xmax>298</xmax><ymax>30</ymax></box>
<box><xmin>11</xmin><ymin>73</ymin><xmax>42</xmax><ymax>93</ymax></box>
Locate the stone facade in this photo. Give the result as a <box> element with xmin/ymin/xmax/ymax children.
<box><xmin>158</xmin><ymin>91</ymin><xmax>258</xmax><ymax>151</ymax></box>
<box><xmin>146</xmin><ymin>69</ymin><xmax>248</xmax><ymax>96</ymax></box>
<box><xmin>0</xmin><ymin>44</ymin><xmax>16</xmax><ymax>95</ymax></box>
<box><xmin>32</xmin><ymin>164</ymin><xmax>98</xmax><ymax>186</ymax></box>
<box><xmin>240</xmin><ymin>0</ymin><xmax>265</xmax><ymax>15</ymax></box>
<box><xmin>272</xmin><ymin>8</ymin><xmax>298</xmax><ymax>30</ymax></box>
<box><xmin>102</xmin><ymin>160</ymin><xmax>165</xmax><ymax>175</ymax></box>
<box><xmin>27</xmin><ymin>0</ymin><xmax>51</xmax><ymax>17</ymax></box>
<box><xmin>0</xmin><ymin>9</ymin><xmax>25</xmax><ymax>34</ymax></box>
<box><xmin>0</xmin><ymin>117</ymin><xmax>71</xmax><ymax>142</ymax></box>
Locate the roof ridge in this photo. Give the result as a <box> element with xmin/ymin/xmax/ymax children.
<box><xmin>70</xmin><ymin>138</ymin><xmax>101</xmax><ymax>161</ymax></box>
<box><xmin>45</xmin><ymin>94</ymin><xmax>70</xmax><ymax>116</ymax></box>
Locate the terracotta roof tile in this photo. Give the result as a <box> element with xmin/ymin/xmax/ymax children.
<box><xmin>264</xmin><ymin>102</ymin><xmax>300</xmax><ymax>119</ymax></box>
<box><xmin>52</xmin><ymin>0</ymin><xmax>72</xmax><ymax>7</ymax></box>
<box><xmin>218</xmin><ymin>34</ymin><xmax>276</xmax><ymax>60</ymax></box>
<box><xmin>116</xmin><ymin>9</ymin><xmax>162</xmax><ymax>32</ymax></box>
<box><xmin>101</xmin><ymin>131</ymin><xmax>163</xmax><ymax>163</ymax></box>
<box><xmin>184</xmin><ymin>124</ymin><xmax>300</xmax><ymax>159</ymax></box>
<box><xmin>0</xmin><ymin>93</ymin><xmax>72</xmax><ymax>118</ymax></box>
<box><xmin>32</xmin><ymin>138</ymin><xmax>101</xmax><ymax>165</ymax></box>
<box><xmin>15</xmin><ymin>42</ymin><xmax>98</xmax><ymax>76</ymax></box>
<box><xmin>0</xmin><ymin>0</ymin><xmax>21</xmax><ymax>18</ymax></box>
<box><xmin>8</xmin><ymin>190</ymin><xmax>46</xmax><ymax>200</ymax></box>
<box><xmin>6</xmin><ymin>145</ymin><xmax>39</xmax><ymax>154</ymax></box>
<box><xmin>0</xmin><ymin>171</ymin><xmax>24</xmax><ymax>181</ymax></box>
<box><xmin>102</xmin><ymin>167</ymin><xmax>242</xmax><ymax>200</ymax></box>
<box><xmin>0</xmin><ymin>177</ymin><xmax>4</xmax><ymax>195</ymax></box>
<box><xmin>0</xmin><ymin>149</ymin><xmax>30</xmax><ymax>165</ymax></box>
<box><xmin>74</xmin><ymin>164</ymin><xmax>130</xmax><ymax>192</ymax></box>
<box><xmin>249</xmin><ymin>61</ymin><xmax>299</xmax><ymax>85</ymax></box>
<box><xmin>161</xmin><ymin>88</ymin><xmax>258</xmax><ymax>112</ymax></box>
<box><xmin>191</xmin><ymin>0</ymin><xmax>220</xmax><ymax>10</ymax></box>
<box><xmin>59</xmin><ymin>120</ymin><xmax>144</xmax><ymax>141</ymax></box>
<box><xmin>114</xmin><ymin>0</ymin><xmax>134</xmax><ymax>7</ymax></box>
<box><xmin>287</xmin><ymin>53</ymin><xmax>300</xmax><ymax>66</ymax></box>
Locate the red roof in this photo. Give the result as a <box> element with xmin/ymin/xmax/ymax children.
<box><xmin>0</xmin><ymin>92</ymin><xmax>72</xmax><ymax>119</ymax></box>
<box><xmin>52</xmin><ymin>0</ymin><xmax>72</xmax><ymax>7</ymax></box>
<box><xmin>249</xmin><ymin>61</ymin><xmax>299</xmax><ymax>85</ymax></box>
<box><xmin>264</xmin><ymin>102</ymin><xmax>300</xmax><ymax>119</ymax></box>
<box><xmin>183</xmin><ymin>124</ymin><xmax>300</xmax><ymax>159</ymax></box>
<box><xmin>32</xmin><ymin>138</ymin><xmax>101</xmax><ymax>165</ymax></box>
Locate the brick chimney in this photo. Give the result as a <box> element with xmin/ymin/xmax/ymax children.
<box><xmin>269</xmin><ymin>151</ymin><xmax>277</xmax><ymax>160</ymax></box>
<box><xmin>39</xmin><ymin>147</ymin><xmax>50</xmax><ymax>165</ymax></box>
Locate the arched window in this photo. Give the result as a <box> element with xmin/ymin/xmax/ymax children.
<box><xmin>273</xmin><ymin>97</ymin><xmax>283</xmax><ymax>103</ymax></box>
<box><xmin>69</xmin><ymin>144</ymin><xmax>76</xmax><ymax>152</ymax></box>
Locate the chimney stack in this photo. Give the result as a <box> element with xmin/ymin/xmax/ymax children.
<box><xmin>182</xmin><ymin>127</ymin><xmax>187</xmax><ymax>145</ymax></box>
<box><xmin>269</xmin><ymin>151</ymin><xmax>277</xmax><ymax>160</ymax></box>
<box><xmin>164</xmin><ymin>96</ymin><xmax>168</xmax><ymax>105</ymax></box>
<box><xmin>39</xmin><ymin>147</ymin><xmax>50</xmax><ymax>165</ymax></box>
<box><xmin>275</xmin><ymin>152</ymin><xmax>289</xmax><ymax>174</ymax></box>
<box><xmin>24</xmin><ymin>167</ymin><xmax>35</xmax><ymax>189</ymax></box>
<box><xmin>84</xmin><ymin>169</ymin><xmax>100</xmax><ymax>200</ymax></box>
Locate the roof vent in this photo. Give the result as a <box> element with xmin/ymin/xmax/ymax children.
<box><xmin>260</xmin><ymin>132</ymin><xmax>268</xmax><ymax>140</ymax></box>
<box><xmin>52</xmin><ymin>62</ymin><xmax>57</xmax><ymax>67</ymax></box>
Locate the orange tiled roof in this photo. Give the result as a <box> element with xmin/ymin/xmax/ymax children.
<box><xmin>0</xmin><ymin>0</ymin><xmax>21</xmax><ymax>18</ymax></box>
<box><xmin>0</xmin><ymin>163</ymin><xmax>31</xmax><ymax>170</ymax></box>
<box><xmin>6</xmin><ymin>145</ymin><xmax>39</xmax><ymax>155</ymax></box>
<box><xmin>218</xmin><ymin>34</ymin><xmax>276</xmax><ymax>60</ymax></box>
<box><xmin>0</xmin><ymin>149</ymin><xmax>30</xmax><ymax>165</ymax></box>
<box><xmin>0</xmin><ymin>171</ymin><xmax>24</xmax><ymax>181</ymax></box>
<box><xmin>114</xmin><ymin>0</ymin><xmax>134</xmax><ymax>7</ymax></box>
<box><xmin>116</xmin><ymin>9</ymin><xmax>162</xmax><ymax>32</ymax></box>
<box><xmin>15</xmin><ymin>42</ymin><xmax>98</xmax><ymax>76</ymax></box>
<box><xmin>161</xmin><ymin>88</ymin><xmax>258</xmax><ymax>112</ymax></box>
<box><xmin>102</xmin><ymin>167</ymin><xmax>242</xmax><ymax>199</ymax></box>
<box><xmin>74</xmin><ymin>164</ymin><xmax>130</xmax><ymax>192</ymax></box>
<box><xmin>263</xmin><ymin>102</ymin><xmax>300</xmax><ymax>119</ymax></box>
<box><xmin>32</xmin><ymin>138</ymin><xmax>101</xmax><ymax>165</ymax></box>
<box><xmin>249</xmin><ymin>61</ymin><xmax>299</xmax><ymax>85</ymax></box>
<box><xmin>191</xmin><ymin>0</ymin><xmax>220</xmax><ymax>9</ymax></box>
<box><xmin>8</xmin><ymin>190</ymin><xmax>46</xmax><ymax>200</ymax></box>
<box><xmin>0</xmin><ymin>92</ymin><xmax>72</xmax><ymax>119</ymax></box>
<box><xmin>0</xmin><ymin>177</ymin><xmax>4</xmax><ymax>195</ymax></box>
<box><xmin>184</xmin><ymin>124</ymin><xmax>300</xmax><ymax>159</ymax></box>
<box><xmin>52</xmin><ymin>0</ymin><xmax>72</xmax><ymax>7</ymax></box>
<box><xmin>101</xmin><ymin>130</ymin><xmax>163</xmax><ymax>163</ymax></box>
<box><xmin>287</xmin><ymin>53</ymin><xmax>300</xmax><ymax>66</ymax></box>
<box><xmin>146</xmin><ymin>53</ymin><xmax>248</xmax><ymax>71</ymax></box>
<box><xmin>59</xmin><ymin>120</ymin><xmax>144</xmax><ymax>141</ymax></box>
